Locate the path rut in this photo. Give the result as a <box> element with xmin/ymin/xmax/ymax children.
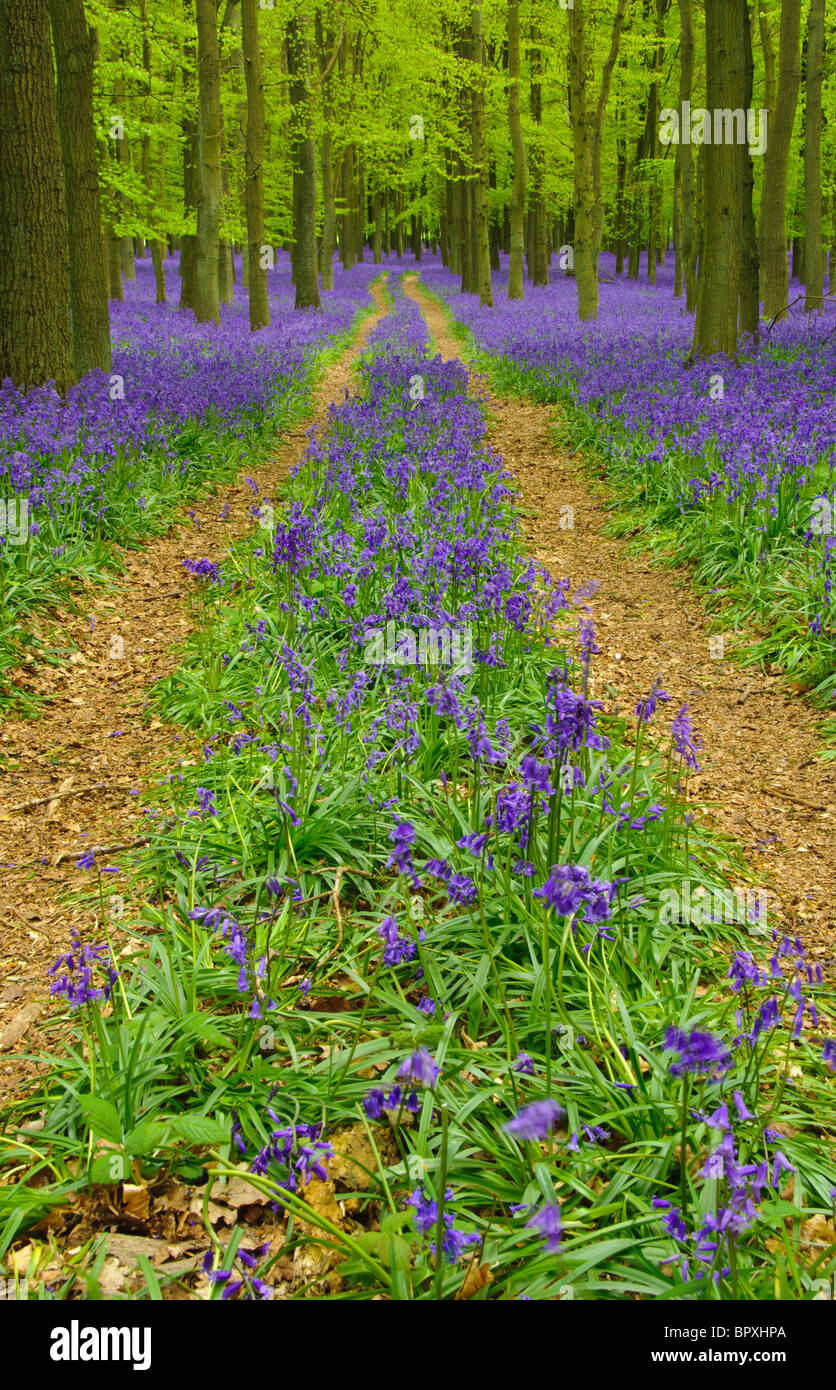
<box><xmin>0</xmin><ymin>283</ymin><xmax>389</xmax><ymax>1102</ymax></box>
<box><xmin>403</xmin><ymin>274</ymin><xmax>836</xmax><ymax>967</ymax></box>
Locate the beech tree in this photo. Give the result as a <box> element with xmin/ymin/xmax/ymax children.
<box><xmin>803</xmin><ymin>0</ymin><xmax>826</xmax><ymax>313</ymax></box>
<box><xmin>692</xmin><ymin>0</ymin><xmax>747</xmax><ymax>358</ymax></box>
<box><xmin>3</xmin><ymin>0</ymin><xmax>835</xmax><ymax>361</ymax></box>
<box><xmin>49</xmin><ymin>0</ymin><xmax>112</xmax><ymax>375</ymax></box>
<box><xmin>759</xmin><ymin>0</ymin><xmax>802</xmax><ymax>322</ymax></box>
<box><xmin>0</xmin><ymin>0</ymin><xmax>75</xmax><ymax>393</ymax></box>
<box><xmin>195</xmin><ymin>0</ymin><xmax>221</xmax><ymax>324</ymax></box>
<box><xmin>241</xmin><ymin>0</ymin><xmax>269</xmax><ymax>329</ymax></box>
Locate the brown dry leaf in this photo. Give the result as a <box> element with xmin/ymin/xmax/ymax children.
<box><xmin>455</xmin><ymin>1259</ymin><xmax>493</xmax><ymax>1300</ymax></box>
<box><xmin>98</xmin><ymin>1257</ymin><xmax>127</xmax><ymax>1294</ymax></box>
<box><xmin>329</xmin><ymin>1124</ymin><xmax>380</xmax><ymax>1191</ymax></box>
<box><xmin>8</xmin><ymin>1244</ymin><xmax>33</xmax><ymax>1276</ymax></box>
<box><xmin>155</xmin><ymin>1180</ymin><xmax>189</xmax><ymax>1212</ymax></box>
<box><xmin>210</xmin><ymin>1176</ymin><xmax>269</xmax><ymax>1210</ymax></box>
<box><xmin>0</xmin><ymin>1001</ymin><xmax>43</xmax><ymax>1051</ymax></box>
<box><xmin>189</xmin><ymin>1193</ymin><xmax>229</xmax><ymax>1226</ymax></box>
<box><xmin>105</xmin><ymin>1233</ymin><xmax>167</xmax><ymax>1267</ymax></box>
<box><xmin>800</xmin><ymin>1214</ymin><xmax>835</xmax><ymax>1249</ymax></box>
<box><xmin>121</xmin><ymin>1183</ymin><xmax>150</xmax><ymax>1221</ymax></box>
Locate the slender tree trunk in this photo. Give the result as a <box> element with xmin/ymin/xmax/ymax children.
<box><xmin>591</xmin><ymin>0</ymin><xmax>627</xmax><ymax>263</ymax></box>
<box><xmin>739</xmin><ymin>0</ymin><xmax>759</xmax><ymax>341</ymax></box>
<box><xmin>317</xmin><ymin>28</ymin><xmax>336</xmax><ymax>294</ymax></box>
<box><xmin>529</xmin><ymin>21</ymin><xmax>548</xmax><ymax>287</ymax></box>
<box><xmin>372</xmin><ymin>184</ymin><xmax>382</xmax><ymax>264</ymax></box>
<box><xmin>615</xmin><ymin>128</ymin><xmax>627</xmax><ymax>273</ymax></box>
<box><xmin>287</xmin><ymin>15</ymin><xmax>321</xmax><ymax>310</ymax></box>
<box><xmin>180</xmin><ymin>116</ymin><xmax>199</xmax><ymax>310</ymax></box>
<box><xmin>49</xmin><ymin>0</ymin><xmax>112</xmax><ymax>376</ymax></box>
<box><xmin>507</xmin><ymin>0</ymin><xmax>526</xmax><ymax>299</ymax></box>
<box><xmin>804</xmin><ymin>0</ymin><xmax>825</xmax><ymax>312</ymax></box>
<box><xmin>241</xmin><ymin>0</ymin><xmax>268</xmax><ymax>328</ymax></box>
<box><xmin>692</xmin><ymin>0</ymin><xmax>746</xmax><ymax>358</ymax></box>
<box><xmin>357</xmin><ymin>155</ymin><xmax>366</xmax><ymax>262</ymax></box>
<box><xmin>195</xmin><ymin>0</ymin><xmax>221</xmax><ymax>323</ymax></box>
<box><xmin>394</xmin><ymin>187</ymin><xmax>404</xmax><ymax>257</ymax></box>
<box><xmin>139</xmin><ymin>0</ymin><xmax>165</xmax><ymax>305</ymax></box>
<box><xmin>568</xmin><ymin>0</ymin><xmax>598</xmax><ymax>320</ymax></box>
<box><xmin>759</xmin><ymin>0</ymin><xmax>802</xmax><ymax>321</ymax></box>
<box><xmin>0</xmin><ymin>0</ymin><xmax>75</xmax><ymax>392</ymax></box>
<box><xmin>472</xmin><ymin>2</ymin><xmax>492</xmax><ymax>306</ymax></box>
<box><xmin>676</xmin><ymin>0</ymin><xmax>697</xmax><ymax>310</ymax></box>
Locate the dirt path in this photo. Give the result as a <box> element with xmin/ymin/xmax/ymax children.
<box><xmin>403</xmin><ymin>274</ymin><xmax>836</xmax><ymax>966</ymax></box>
<box><xmin>0</xmin><ymin>282</ymin><xmax>389</xmax><ymax>1101</ymax></box>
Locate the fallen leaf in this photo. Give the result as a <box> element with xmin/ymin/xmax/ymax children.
<box><xmin>121</xmin><ymin>1183</ymin><xmax>150</xmax><ymax>1221</ymax></box>
<box><xmin>455</xmin><ymin>1259</ymin><xmax>493</xmax><ymax>1300</ymax></box>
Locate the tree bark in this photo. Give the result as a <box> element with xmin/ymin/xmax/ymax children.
<box><xmin>591</xmin><ymin>0</ymin><xmax>628</xmax><ymax>264</ymax></box>
<box><xmin>139</xmin><ymin>0</ymin><xmax>165</xmax><ymax>305</ymax></box>
<box><xmin>528</xmin><ymin>21</ymin><xmax>548</xmax><ymax>287</ymax></box>
<box><xmin>759</xmin><ymin>0</ymin><xmax>802</xmax><ymax>321</ymax></box>
<box><xmin>507</xmin><ymin>0</ymin><xmax>526</xmax><ymax>299</ymax></box>
<box><xmin>803</xmin><ymin>0</ymin><xmax>825</xmax><ymax>312</ymax></box>
<box><xmin>675</xmin><ymin>0</ymin><xmax>697</xmax><ymax>309</ymax></box>
<box><xmin>738</xmin><ymin>0</ymin><xmax>759</xmax><ymax>341</ymax></box>
<box><xmin>241</xmin><ymin>0</ymin><xmax>269</xmax><ymax>328</ymax></box>
<box><xmin>316</xmin><ymin>17</ymin><xmax>337</xmax><ymax>292</ymax></box>
<box><xmin>180</xmin><ymin>116</ymin><xmax>199</xmax><ymax>310</ymax></box>
<box><xmin>691</xmin><ymin>0</ymin><xmax>746</xmax><ymax>358</ymax></box>
<box><xmin>49</xmin><ymin>0</ymin><xmax>112</xmax><ymax>376</ymax></box>
<box><xmin>568</xmin><ymin>0</ymin><xmax>598</xmax><ymax>320</ymax></box>
<box><xmin>286</xmin><ymin>15</ymin><xmax>321</xmax><ymax>310</ymax></box>
<box><xmin>472</xmin><ymin>2</ymin><xmax>492</xmax><ymax>305</ymax></box>
<box><xmin>195</xmin><ymin>0</ymin><xmax>221</xmax><ymax>323</ymax></box>
<box><xmin>0</xmin><ymin>0</ymin><xmax>75</xmax><ymax>392</ymax></box>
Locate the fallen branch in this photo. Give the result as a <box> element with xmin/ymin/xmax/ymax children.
<box><xmin>1</xmin><ymin>783</ymin><xmax>133</xmax><ymax>816</ymax></box>
<box><xmin>760</xmin><ymin>784</ymin><xmax>826</xmax><ymax>812</ymax></box>
<box><xmin>53</xmin><ymin>836</ymin><xmax>152</xmax><ymax>866</ymax></box>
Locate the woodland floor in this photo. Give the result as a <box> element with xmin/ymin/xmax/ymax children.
<box><xmin>2</xmin><ymin>272</ymin><xmax>835</xmax><ymax>1109</ymax></box>
<box><xmin>0</xmin><ymin>286</ymin><xmax>390</xmax><ymax>1103</ymax></box>
<box><xmin>402</xmin><ymin>275</ymin><xmax>836</xmax><ymax>971</ymax></box>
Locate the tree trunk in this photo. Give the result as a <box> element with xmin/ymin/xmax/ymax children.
<box><xmin>372</xmin><ymin>184</ymin><xmax>382</xmax><ymax>264</ymax></box>
<box><xmin>242</xmin><ymin>0</ymin><xmax>269</xmax><ymax>328</ymax></box>
<box><xmin>472</xmin><ymin>2</ymin><xmax>492</xmax><ymax>305</ymax></box>
<box><xmin>507</xmin><ymin>0</ymin><xmax>526</xmax><ymax>299</ymax></box>
<box><xmin>692</xmin><ymin>0</ymin><xmax>746</xmax><ymax>358</ymax></box>
<box><xmin>108</xmin><ymin>227</ymin><xmax>123</xmax><ymax>301</ymax></box>
<box><xmin>49</xmin><ymin>0</ymin><xmax>112</xmax><ymax>376</ymax></box>
<box><xmin>139</xmin><ymin>0</ymin><xmax>165</xmax><ymax>305</ymax></box>
<box><xmin>591</xmin><ymin>0</ymin><xmax>627</xmax><ymax>263</ymax></box>
<box><xmin>759</xmin><ymin>0</ymin><xmax>802</xmax><ymax>321</ymax></box>
<box><xmin>180</xmin><ymin>116</ymin><xmax>199</xmax><ymax>310</ymax></box>
<box><xmin>803</xmin><ymin>0</ymin><xmax>825</xmax><ymax>312</ymax></box>
<box><xmin>0</xmin><ymin>0</ymin><xmax>75</xmax><ymax>392</ymax></box>
<box><xmin>676</xmin><ymin>0</ymin><xmax>697</xmax><ymax>310</ymax></box>
<box><xmin>738</xmin><ymin>0</ymin><xmax>759</xmax><ymax>341</ymax></box>
<box><xmin>287</xmin><ymin>16</ymin><xmax>321</xmax><ymax>310</ymax></box>
<box><xmin>356</xmin><ymin>155</ymin><xmax>365</xmax><ymax>261</ymax></box>
<box><xmin>528</xmin><ymin>21</ymin><xmax>548</xmax><ymax>287</ymax></box>
<box><xmin>320</xmin><ymin>129</ymin><xmax>335</xmax><ymax>291</ymax></box>
<box><xmin>568</xmin><ymin>0</ymin><xmax>598</xmax><ymax>320</ymax></box>
<box><xmin>195</xmin><ymin>0</ymin><xmax>221</xmax><ymax>323</ymax></box>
